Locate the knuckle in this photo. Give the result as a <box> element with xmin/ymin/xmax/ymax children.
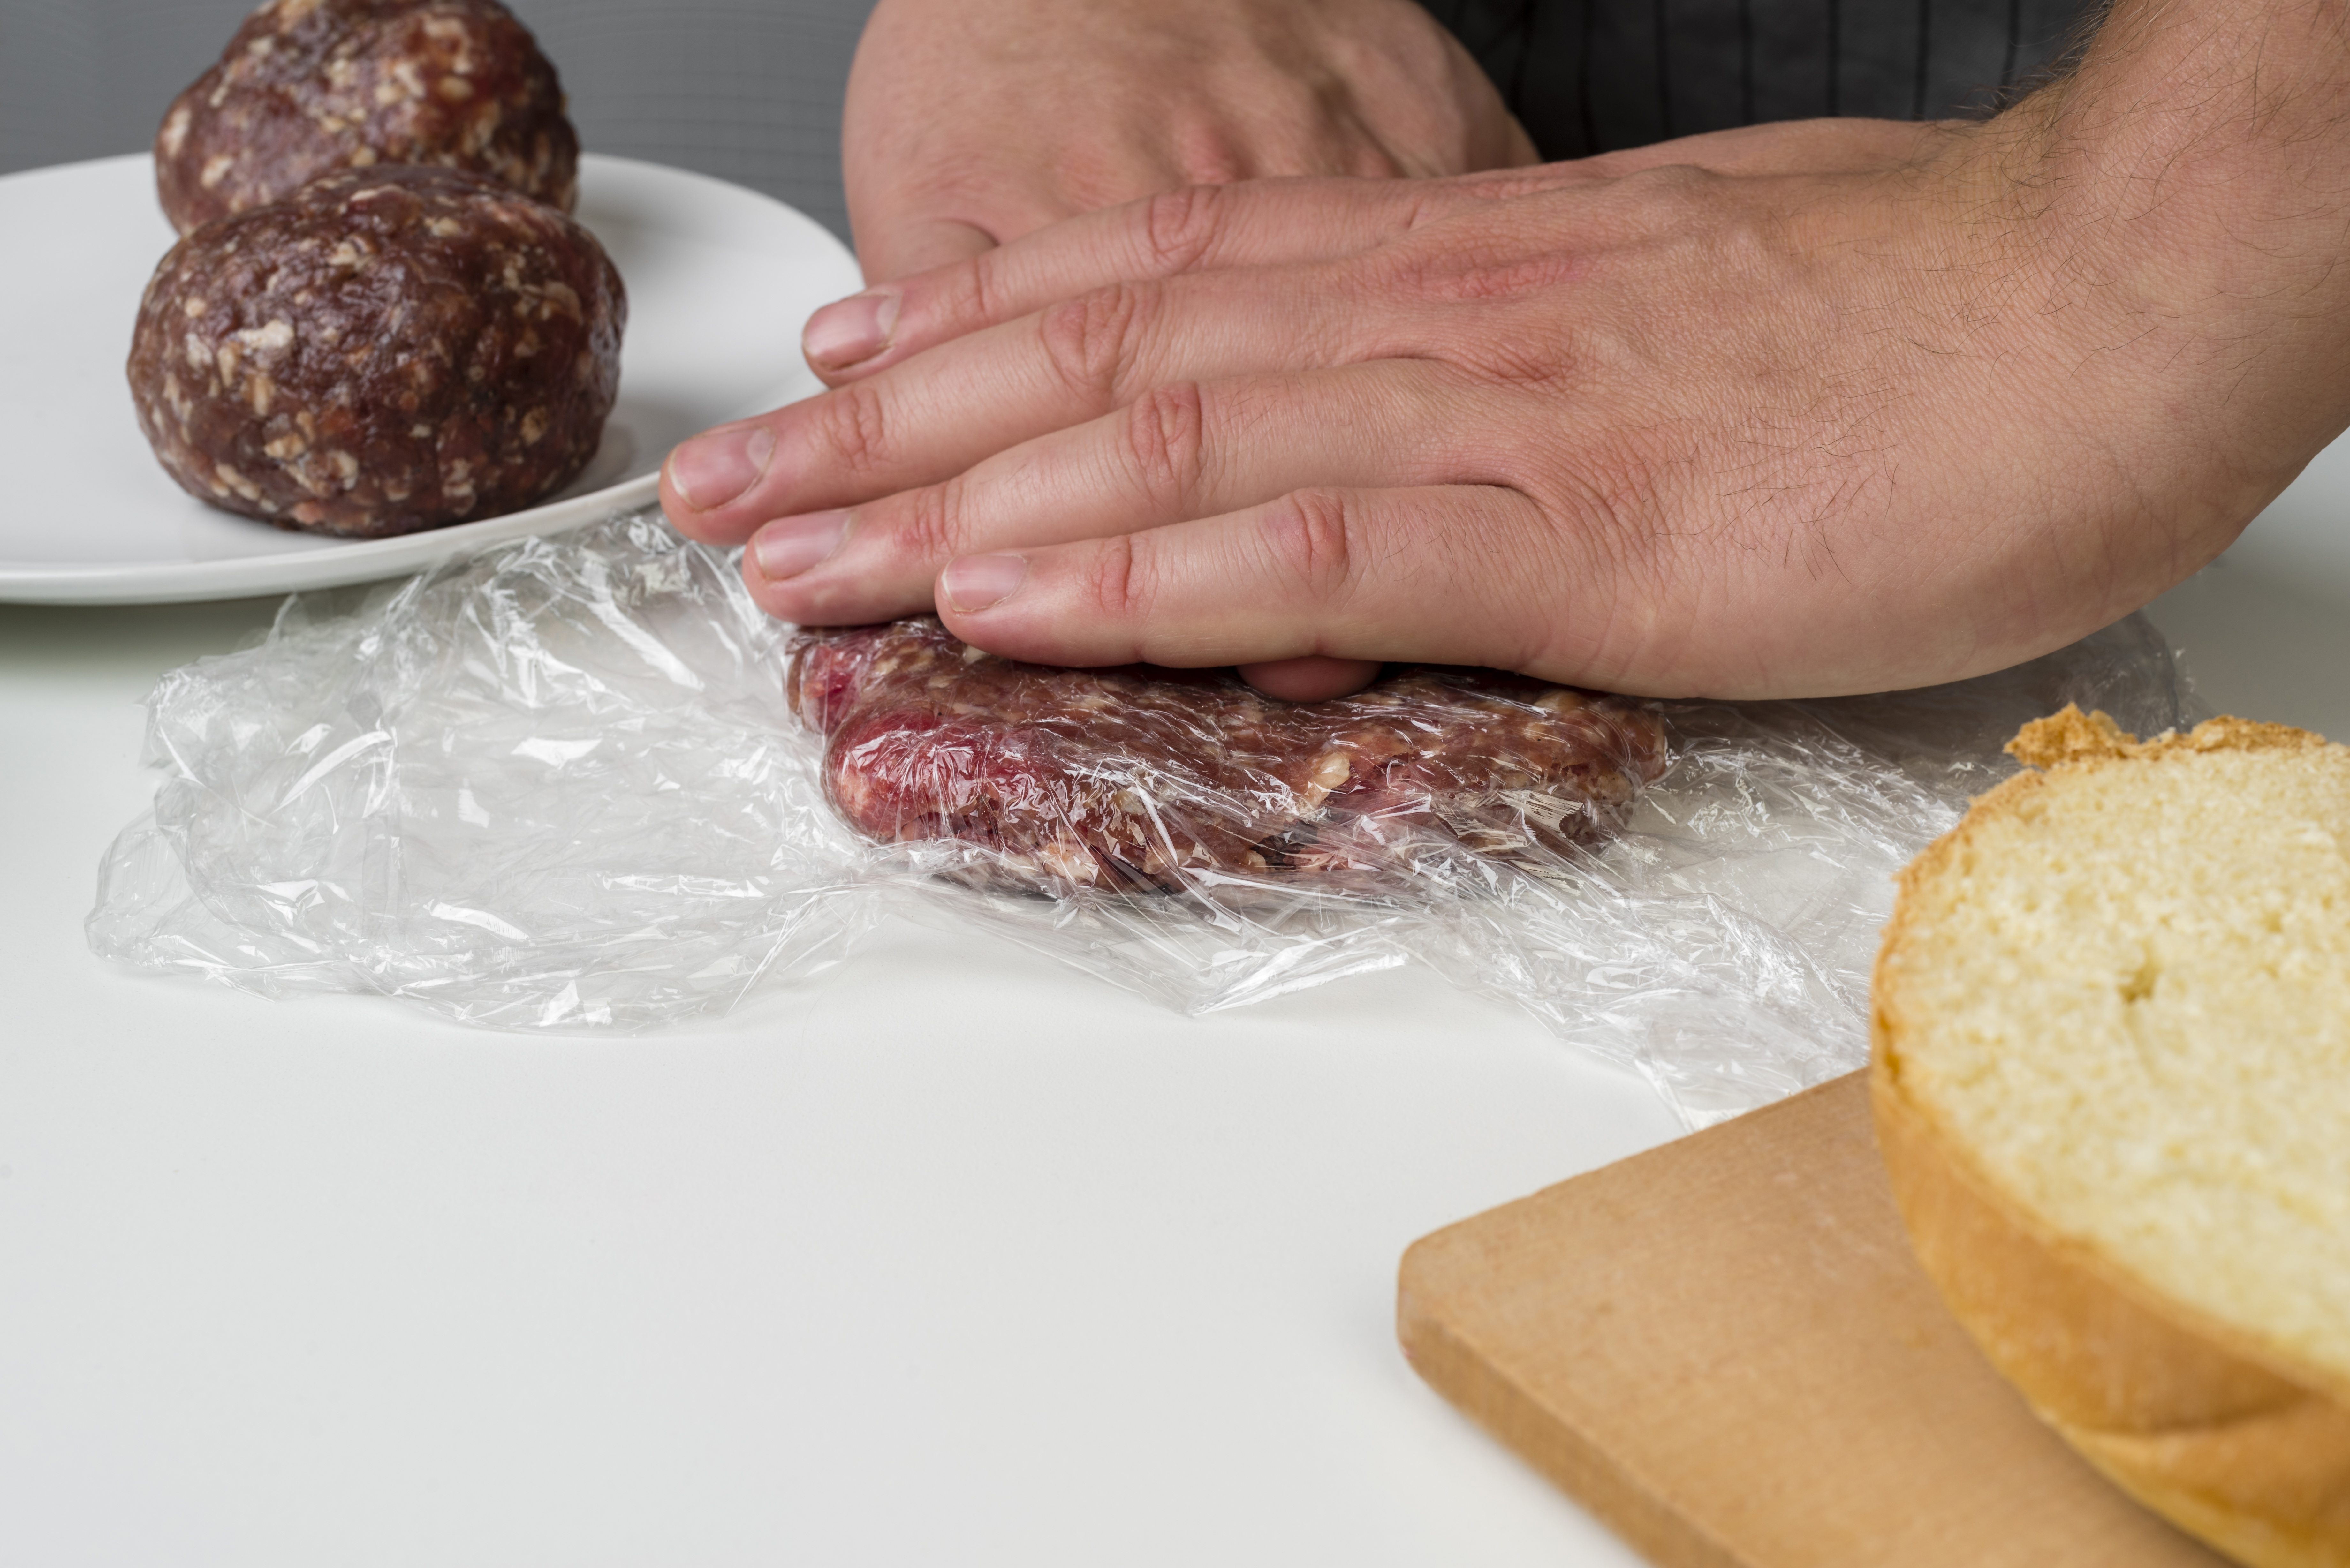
<box><xmin>897</xmin><ymin>475</ymin><xmax>969</xmax><ymax>564</ymax></box>
<box><xmin>1136</xmin><ymin>185</ymin><xmax>1225</xmax><ymax>275</ymax></box>
<box><xmin>1258</xmin><ymin>488</ymin><xmax>1361</xmax><ymax>600</ymax></box>
<box><xmin>1452</xmin><ymin>330</ymin><xmax>1578</xmax><ymax>390</ymax></box>
<box><xmin>1171</xmin><ymin>128</ymin><xmax>1251</xmax><ymax>189</ymax></box>
<box><xmin>940</xmin><ymin>250</ymin><xmax>998</xmax><ymax>331</ymax></box>
<box><xmin>1118</xmin><ymin>382</ymin><xmax>1207</xmax><ymax>509</ymax></box>
<box><xmin>1359</xmin><ymin>230</ymin><xmax>1583</xmax><ymax>307</ymax></box>
<box><xmin>1080</xmin><ymin>533</ymin><xmax>1149</xmax><ymax>622</ymax></box>
<box><xmin>1037</xmin><ymin>282</ymin><xmax>1154</xmax><ymax>403</ymax></box>
<box><xmin>809</xmin><ymin>382</ymin><xmax>891</xmax><ymax>474</ymax></box>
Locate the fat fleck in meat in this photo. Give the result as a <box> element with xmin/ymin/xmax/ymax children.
<box><xmin>155</xmin><ymin>0</ymin><xmax>577</xmax><ymax>235</ymax></box>
<box><xmin>127</xmin><ymin>164</ymin><xmax>625</xmax><ymax>538</ymax></box>
<box><xmin>788</xmin><ymin>618</ymin><xmax>1671</xmax><ymax>894</ymax></box>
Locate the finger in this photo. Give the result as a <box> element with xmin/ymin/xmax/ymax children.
<box><xmin>802</xmin><ymin>170</ymin><xmax>1602</xmax><ymax>382</ymax></box>
<box><xmin>665</xmin><ymin>264</ymin><xmax>1385</xmax><ymax>546</ymax></box>
<box><xmin>803</xmin><ymin>118</ymin><xmax>1936</xmax><ymax>384</ymax></box>
<box><xmin>928</xmin><ymin>485</ymin><xmax>1624</xmax><ymax>687</ymax></box>
<box><xmin>810</xmin><ymin>215</ymin><xmax>995</xmax><ymax>379</ymax></box>
<box><xmin>735</xmin><ymin>362</ymin><xmax>1490</xmax><ymax>626</ymax></box>
<box><xmin>1237</xmin><ymin>656</ymin><xmax>1383</xmax><ymax>701</ymax></box>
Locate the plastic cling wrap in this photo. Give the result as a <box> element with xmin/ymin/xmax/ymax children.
<box><xmin>787</xmin><ymin>617</ymin><xmax>1670</xmax><ymax>894</ymax></box>
<box><xmin>88</xmin><ymin>511</ymin><xmax>872</xmax><ymax>1029</ymax></box>
<box><xmin>89</xmin><ymin>508</ymin><xmax>2193</xmax><ymax>1121</ymax></box>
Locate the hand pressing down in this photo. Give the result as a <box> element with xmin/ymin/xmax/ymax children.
<box><xmin>662</xmin><ymin>89</ymin><xmax>2350</xmax><ymax>700</ymax></box>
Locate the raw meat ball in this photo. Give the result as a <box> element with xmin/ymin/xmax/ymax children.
<box><xmin>155</xmin><ymin>0</ymin><xmax>577</xmax><ymax>235</ymax></box>
<box><xmin>128</xmin><ymin>164</ymin><xmax>624</xmax><ymax>538</ymax></box>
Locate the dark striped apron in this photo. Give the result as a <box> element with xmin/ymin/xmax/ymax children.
<box><xmin>1421</xmin><ymin>0</ymin><xmax>2109</xmax><ymax>158</ymax></box>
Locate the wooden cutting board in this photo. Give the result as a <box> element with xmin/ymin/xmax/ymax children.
<box><xmin>1397</xmin><ymin>1071</ymin><xmax>2229</xmax><ymax>1568</ymax></box>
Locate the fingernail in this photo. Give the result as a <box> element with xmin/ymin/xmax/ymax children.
<box><xmin>942</xmin><ymin>553</ymin><xmax>1028</xmax><ymax>613</ymax></box>
<box><xmin>667</xmin><ymin>424</ymin><xmax>774</xmax><ymax>510</ymax></box>
<box><xmin>802</xmin><ymin>290</ymin><xmax>900</xmax><ymax>370</ymax></box>
<box><xmin>751</xmin><ymin>509</ymin><xmax>850</xmax><ymax>580</ymax></box>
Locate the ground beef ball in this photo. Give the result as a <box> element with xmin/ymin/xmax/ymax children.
<box><xmin>128</xmin><ymin>164</ymin><xmax>625</xmax><ymax>538</ymax></box>
<box><xmin>788</xmin><ymin>617</ymin><xmax>1672</xmax><ymax>895</ymax></box>
<box><xmin>155</xmin><ymin>0</ymin><xmax>577</xmax><ymax>235</ymax></box>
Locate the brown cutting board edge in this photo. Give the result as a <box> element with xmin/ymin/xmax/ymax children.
<box><xmin>1398</xmin><ymin>1070</ymin><xmax>2229</xmax><ymax>1568</ymax></box>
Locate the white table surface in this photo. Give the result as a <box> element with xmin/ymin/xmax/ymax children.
<box><xmin>5</xmin><ymin>444</ymin><xmax>2349</xmax><ymax>1566</ymax></box>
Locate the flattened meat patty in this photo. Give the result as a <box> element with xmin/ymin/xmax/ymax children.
<box><xmin>788</xmin><ymin>618</ymin><xmax>1671</xmax><ymax>894</ymax></box>
<box><xmin>128</xmin><ymin>164</ymin><xmax>624</xmax><ymax>538</ymax></box>
<box><xmin>156</xmin><ymin>0</ymin><xmax>577</xmax><ymax>235</ymax></box>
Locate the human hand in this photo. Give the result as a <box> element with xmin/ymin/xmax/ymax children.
<box><xmin>839</xmin><ymin>0</ymin><xmax>1535</xmax><ymax>282</ymax></box>
<box><xmin>668</xmin><ymin>34</ymin><xmax>2350</xmax><ymax>700</ymax></box>
<box><xmin>837</xmin><ymin>0</ymin><xmax>1534</xmax><ymax>696</ymax></box>
<box><xmin>805</xmin><ymin>116</ymin><xmax>1941</xmax><ymax>699</ymax></box>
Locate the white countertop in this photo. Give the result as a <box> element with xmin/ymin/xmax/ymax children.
<box><xmin>5</xmin><ymin>449</ymin><xmax>2348</xmax><ymax>1565</ymax></box>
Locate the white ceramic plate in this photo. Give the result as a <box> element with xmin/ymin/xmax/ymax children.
<box><xmin>0</xmin><ymin>153</ymin><xmax>860</xmax><ymax>604</ymax></box>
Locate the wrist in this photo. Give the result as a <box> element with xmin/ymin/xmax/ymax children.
<box><xmin>1997</xmin><ymin>2</ymin><xmax>2350</xmax><ymax>482</ymax></box>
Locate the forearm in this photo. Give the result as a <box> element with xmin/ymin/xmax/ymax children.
<box><xmin>2004</xmin><ymin>0</ymin><xmax>2350</xmax><ymax>487</ymax></box>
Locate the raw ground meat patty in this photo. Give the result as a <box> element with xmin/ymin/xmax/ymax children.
<box><xmin>128</xmin><ymin>164</ymin><xmax>624</xmax><ymax>538</ymax></box>
<box><xmin>788</xmin><ymin>618</ymin><xmax>1672</xmax><ymax>894</ymax></box>
<box><xmin>155</xmin><ymin>0</ymin><xmax>577</xmax><ymax>235</ymax></box>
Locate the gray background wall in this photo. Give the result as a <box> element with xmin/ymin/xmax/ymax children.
<box><xmin>0</xmin><ymin>0</ymin><xmax>876</xmax><ymax>239</ymax></box>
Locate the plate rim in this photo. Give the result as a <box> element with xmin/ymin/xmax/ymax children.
<box><xmin>0</xmin><ymin>152</ymin><xmax>856</xmax><ymax>606</ymax></box>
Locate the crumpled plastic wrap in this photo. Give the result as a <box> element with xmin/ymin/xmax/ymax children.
<box><xmin>89</xmin><ymin>507</ymin><xmax>2192</xmax><ymax>1123</ymax></box>
<box><xmin>788</xmin><ymin>615</ymin><xmax>1673</xmax><ymax>894</ymax></box>
<box><xmin>88</xmin><ymin>510</ymin><xmax>872</xmax><ymax>1029</ymax></box>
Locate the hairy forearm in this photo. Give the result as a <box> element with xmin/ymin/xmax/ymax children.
<box><xmin>2045</xmin><ymin>0</ymin><xmax>2350</xmax><ymax>170</ymax></box>
<box><xmin>2012</xmin><ymin>0</ymin><xmax>2350</xmax><ymax>469</ymax></box>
